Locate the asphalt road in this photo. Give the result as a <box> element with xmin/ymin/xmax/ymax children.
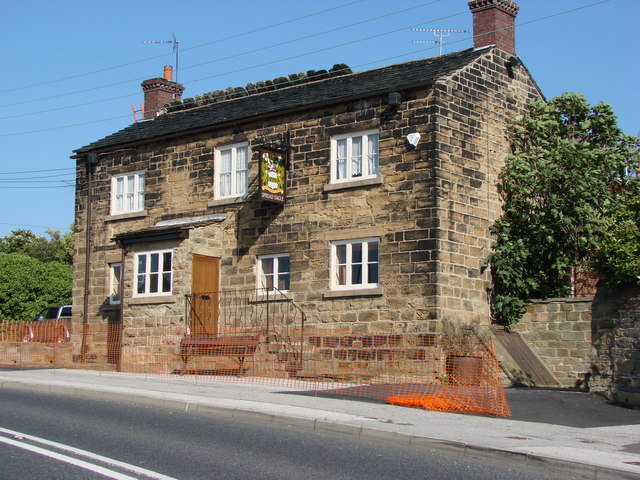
<box><xmin>0</xmin><ymin>386</ymin><xmax>583</xmax><ymax>480</ymax></box>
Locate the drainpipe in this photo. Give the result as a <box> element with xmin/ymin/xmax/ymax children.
<box><xmin>116</xmin><ymin>241</ymin><xmax>126</xmax><ymax>371</ymax></box>
<box><xmin>81</xmin><ymin>152</ymin><xmax>98</xmax><ymax>362</ymax></box>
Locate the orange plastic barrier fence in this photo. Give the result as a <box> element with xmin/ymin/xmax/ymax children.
<box><xmin>306</xmin><ymin>334</ymin><xmax>510</xmax><ymax>417</ymax></box>
<box><xmin>0</xmin><ymin>320</ymin><xmax>71</xmax><ymax>343</ymax></box>
<box><xmin>386</xmin><ymin>336</ymin><xmax>510</xmax><ymax>416</ymax></box>
<box><xmin>0</xmin><ymin>321</ymin><xmax>510</xmax><ymax>417</ymax></box>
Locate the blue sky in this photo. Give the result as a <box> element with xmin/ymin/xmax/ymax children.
<box><xmin>0</xmin><ymin>0</ymin><xmax>637</xmax><ymax>239</ymax></box>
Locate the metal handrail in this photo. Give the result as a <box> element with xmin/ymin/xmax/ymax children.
<box><xmin>184</xmin><ymin>288</ymin><xmax>306</xmax><ymax>373</ymax></box>
<box><xmin>184</xmin><ymin>287</ymin><xmax>305</xmax><ymax>343</ymax></box>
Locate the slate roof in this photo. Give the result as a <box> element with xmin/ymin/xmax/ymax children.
<box><xmin>74</xmin><ymin>47</ymin><xmax>490</xmax><ymax>156</ymax></box>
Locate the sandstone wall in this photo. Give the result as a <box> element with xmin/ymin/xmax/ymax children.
<box><xmin>514</xmin><ymin>298</ymin><xmax>593</xmax><ymax>388</ymax></box>
<box><xmin>432</xmin><ymin>49</ymin><xmax>541</xmax><ymax>323</ymax></box>
<box><xmin>591</xmin><ymin>285</ymin><xmax>640</xmax><ymax>407</ymax></box>
<box><xmin>0</xmin><ymin>342</ymin><xmax>72</xmax><ymax>368</ymax></box>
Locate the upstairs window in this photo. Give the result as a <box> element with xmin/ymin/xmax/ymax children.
<box><xmin>258</xmin><ymin>254</ymin><xmax>290</xmax><ymax>293</ymax></box>
<box><xmin>331</xmin><ymin>238</ymin><xmax>379</xmax><ymax>290</ymax></box>
<box><xmin>111</xmin><ymin>171</ymin><xmax>145</xmax><ymax>215</ymax></box>
<box><xmin>215</xmin><ymin>143</ymin><xmax>249</xmax><ymax>199</ymax></box>
<box><xmin>330</xmin><ymin>130</ymin><xmax>379</xmax><ymax>183</ymax></box>
<box><xmin>135</xmin><ymin>250</ymin><xmax>173</xmax><ymax>297</ymax></box>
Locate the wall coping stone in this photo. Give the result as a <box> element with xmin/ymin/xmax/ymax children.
<box><xmin>528</xmin><ymin>297</ymin><xmax>592</xmax><ymax>305</ymax></box>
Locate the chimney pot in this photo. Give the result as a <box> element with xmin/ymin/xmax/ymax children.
<box><xmin>468</xmin><ymin>0</ymin><xmax>519</xmax><ymax>55</ymax></box>
<box><xmin>163</xmin><ymin>65</ymin><xmax>173</xmax><ymax>81</ymax></box>
<box><xmin>141</xmin><ymin>67</ymin><xmax>184</xmax><ymax>120</ymax></box>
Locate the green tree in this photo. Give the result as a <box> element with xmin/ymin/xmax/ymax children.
<box><xmin>590</xmin><ymin>189</ymin><xmax>640</xmax><ymax>287</ymax></box>
<box><xmin>0</xmin><ymin>253</ymin><xmax>72</xmax><ymax>321</ymax></box>
<box><xmin>0</xmin><ymin>225</ymin><xmax>74</xmax><ymax>265</ymax></box>
<box><xmin>488</xmin><ymin>93</ymin><xmax>640</xmax><ymax>325</ymax></box>
<box><xmin>0</xmin><ymin>229</ymin><xmax>39</xmax><ymax>256</ymax></box>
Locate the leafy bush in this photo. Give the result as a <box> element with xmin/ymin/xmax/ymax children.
<box><xmin>0</xmin><ymin>253</ymin><xmax>72</xmax><ymax>321</ymax></box>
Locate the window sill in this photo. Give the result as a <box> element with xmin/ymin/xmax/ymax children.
<box><xmin>323</xmin><ymin>176</ymin><xmax>382</xmax><ymax>193</ymax></box>
<box><xmin>129</xmin><ymin>295</ymin><xmax>176</xmax><ymax>305</ymax></box>
<box><xmin>105</xmin><ymin>210</ymin><xmax>148</xmax><ymax>222</ymax></box>
<box><xmin>323</xmin><ymin>286</ymin><xmax>383</xmax><ymax>299</ymax></box>
<box><xmin>250</xmin><ymin>294</ymin><xmax>292</xmax><ymax>304</ymax></box>
<box><xmin>208</xmin><ymin>195</ymin><xmax>249</xmax><ymax>208</ymax></box>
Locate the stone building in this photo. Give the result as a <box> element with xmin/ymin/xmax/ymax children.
<box><xmin>72</xmin><ymin>0</ymin><xmax>542</xmax><ymax>369</ymax></box>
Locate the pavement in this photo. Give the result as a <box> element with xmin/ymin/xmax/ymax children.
<box><xmin>0</xmin><ymin>368</ymin><xmax>639</xmax><ymax>479</ymax></box>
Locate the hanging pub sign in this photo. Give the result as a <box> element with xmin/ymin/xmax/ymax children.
<box><xmin>259</xmin><ymin>147</ymin><xmax>286</xmax><ymax>204</ymax></box>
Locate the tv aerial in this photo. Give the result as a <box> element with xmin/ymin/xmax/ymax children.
<box><xmin>143</xmin><ymin>34</ymin><xmax>180</xmax><ymax>84</ymax></box>
<box><xmin>412</xmin><ymin>28</ymin><xmax>468</xmax><ymax>56</ymax></box>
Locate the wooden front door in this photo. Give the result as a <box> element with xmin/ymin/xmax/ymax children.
<box><xmin>190</xmin><ymin>255</ymin><xmax>220</xmax><ymax>336</ymax></box>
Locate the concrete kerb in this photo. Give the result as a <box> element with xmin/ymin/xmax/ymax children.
<box><xmin>0</xmin><ymin>377</ymin><xmax>638</xmax><ymax>480</ymax></box>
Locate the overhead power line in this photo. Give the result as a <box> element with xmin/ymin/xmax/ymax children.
<box><xmin>0</xmin><ymin>222</ymin><xmax>69</xmax><ymax>230</ymax></box>
<box><xmin>0</xmin><ymin>1</ymin><xmax>609</xmax><ymax>137</ymax></box>
<box><xmin>0</xmin><ymin>170</ymin><xmax>74</xmax><ymax>185</ymax></box>
<box><xmin>184</xmin><ymin>8</ymin><xmax>464</xmax><ymax>89</ymax></box>
<box><xmin>0</xmin><ymin>175</ymin><xmax>75</xmax><ymax>185</ymax></box>
<box><xmin>0</xmin><ymin>0</ymin><xmax>443</xmax><ymax>114</ymax></box>
<box><xmin>0</xmin><ymin>167</ymin><xmax>75</xmax><ymax>175</ymax></box>
<box><xmin>0</xmin><ymin>184</ymin><xmax>75</xmax><ymax>189</ymax></box>
<box><xmin>2</xmin><ymin>0</ymin><xmax>367</xmax><ymax>95</ymax></box>
<box><xmin>181</xmin><ymin>1</ymin><xmax>445</xmax><ymax>74</ymax></box>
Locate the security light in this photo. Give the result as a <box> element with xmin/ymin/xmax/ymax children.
<box><xmin>406</xmin><ymin>133</ymin><xmax>421</xmax><ymax>148</ymax></box>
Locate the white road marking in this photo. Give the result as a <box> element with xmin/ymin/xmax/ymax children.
<box><xmin>0</xmin><ymin>435</ymin><xmax>140</xmax><ymax>480</ymax></box>
<box><xmin>0</xmin><ymin>426</ymin><xmax>179</xmax><ymax>480</ymax></box>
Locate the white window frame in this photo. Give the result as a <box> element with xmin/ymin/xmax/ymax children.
<box><xmin>330</xmin><ymin>130</ymin><xmax>379</xmax><ymax>184</ymax></box>
<box><xmin>257</xmin><ymin>254</ymin><xmax>290</xmax><ymax>293</ymax></box>
<box><xmin>109</xmin><ymin>262</ymin><xmax>122</xmax><ymax>305</ymax></box>
<box><xmin>111</xmin><ymin>171</ymin><xmax>145</xmax><ymax>215</ymax></box>
<box><xmin>214</xmin><ymin>142</ymin><xmax>249</xmax><ymax>200</ymax></box>
<box><xmin>134</xmin><ymin>249</ymin><xmax>173</xmax><ymax>297</ymax></box>
<box><xmin>330</xmin><ymin>238</ymin><xmax>380</xmax><ymax>290</ymax></box>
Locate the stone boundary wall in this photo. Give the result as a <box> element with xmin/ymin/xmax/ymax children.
<box><xmin>0</xmin><ymin>342</ymin><xmax>72</xmax><ymax>368</ymax></box>
<box><xmin>591</xmin><ymin>285</ymin><xmax>640</xmax><ymax>407</ymax></box>
<box><xmin>514</xmin><ymin>298</ymin><xmax>592</xmax><ymax>388</ymax></box>
<box><xmin>119</xmin><ymin>325</ymin><xmax>184</xmax><ymax>374</ymax></box>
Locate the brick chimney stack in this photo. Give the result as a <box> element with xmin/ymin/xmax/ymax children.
<box><xmin>141</xmin><ymin>66</ymin><xmax>184</xmax><ymax>120</ymax></box>
<box><xmin>468</xmin><ymin>0</ymin><xmax>519</xmax><ymax>56</ymax></box>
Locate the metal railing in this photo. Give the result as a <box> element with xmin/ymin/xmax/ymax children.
<box><xmin>184</xmin><ymin>288</ymin><xmax>306</xmax><ymax>369</ymax></box>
